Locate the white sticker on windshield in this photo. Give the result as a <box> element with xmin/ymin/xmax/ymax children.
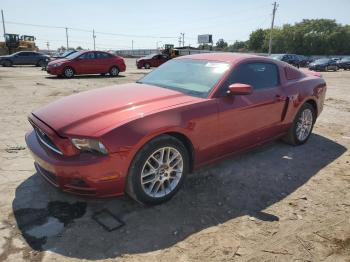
<box><xmin>205</xmin><ymin>62</ymin><xmax>230</xmax><ymax>73</ymax></box>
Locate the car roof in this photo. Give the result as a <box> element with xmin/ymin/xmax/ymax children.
<box><xmin>176</xmin><ymin>52</ymin><xmax>282</xmax><ymax>65</ymax></box>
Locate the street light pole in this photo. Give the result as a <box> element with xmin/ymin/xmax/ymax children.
<box><xmin>65</xmin><ymin>27</ymin><xmax>69</xmax><ymax>49</ymax></box>
<box><xmin>1</xmin><ymin>10</ymin><xmax>6</xmax><ymax>38</ymax></box>
<box><xmin>93</xmin><ymin>29</ymin><xmax>96</xmax><ymax>50</ymax></box>
<box><xmin>268</xmin><ymin>2</ymin><xmax>278</xmax><ymax>56</ymax></box>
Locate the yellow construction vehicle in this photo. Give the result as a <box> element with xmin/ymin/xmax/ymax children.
<box><xmin>0</xmin><ymin>33</ymin><xmax>39</xmax><ymax>55</ymax></box>
<box><xmin>161</xmin><ymin>44</ymin><xmax>179</xmax><ymax>58</ymax></box>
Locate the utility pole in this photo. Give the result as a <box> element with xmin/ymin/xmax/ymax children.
<box><xmin>268</xmin><ymin>2</ymin><xmax>278</xmax><ymax>56</ymax></box>
<box><xmin>46</xmin><ymin>41</ymin><xmax>50</xmax><ymax>54</ymax></box>
<box><xmin>93</xmin><ymin>29</ymin><xmax>96</xmax><ymax>50</ymax></box>
<box><xmin>181</xmin><ymin>32</ymin><xmax>185</xmax><ymax>47</ymax></box>
<box><xmin>178</xmin><ymin>36</ymin><xmax>182</xmax><ymax>47</ymax></box>
<box><xmin>131</xmin><ymin>40</ymin><xmax>134</xmax><ymax>55</ymax></box>
<box><xmin>1</xmin><ymin>10</ymin><xmax>6</xmax><ymax>38</ymax></box>
<box><xmin>65</xmin><ymin>27</ymin><xmax>69</xmax><ymax>49</ymax></box>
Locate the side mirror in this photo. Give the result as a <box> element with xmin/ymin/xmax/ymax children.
<box><xmin>227</xmin><ymin>83</ymin><xmax>253</xmax><ymax>95</ymax></box>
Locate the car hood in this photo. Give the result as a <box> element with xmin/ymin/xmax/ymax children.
<box><xmin>48</xmin><ymin>58</ymin><xmax>68</xmax><ymax>65</ymax></box>
<box><xmin>0</xmin><ymin>55</ymin><xmax>11</xmax><ymax>59</ymax></box>
<box><xmin>32</xmin><ymin>83</ymin><xmax>200</xmax><ymax>137</ymax></box>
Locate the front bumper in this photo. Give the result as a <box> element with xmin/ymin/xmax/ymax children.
<box><xmin>25</xmin><ymin>130</ymin><xmax>127</xmax><ymax>198</ymax></box>
<box><xmin>46</xmin><ymin>66</ymin><xmax>63</xmax><ymax>75</ymax></box>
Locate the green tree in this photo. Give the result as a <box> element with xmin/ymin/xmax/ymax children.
<box><xmin>215</xmin><ymin>38</ymin><xmax>228</xmax><ymax>50</ymax></box>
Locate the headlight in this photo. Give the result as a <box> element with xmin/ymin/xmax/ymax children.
<box><xmin>52</xmin><ymin>63</ymin><xmax>61</xmax><ymax>68</ymax></box>
<box><xmin>71</xmin><ymin>138</ymin><xmax>108</xmax><ymax>155</ymax></box>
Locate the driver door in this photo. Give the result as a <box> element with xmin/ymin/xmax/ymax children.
<box><xmin>216</xmin><ymin>61</ymin><xmax>287</xmax><ymax>156</ymax></box>
<box><xmin>74</xmin><ymin>52</ymin><xmax>96</xmax><ymax>74</ymax></box>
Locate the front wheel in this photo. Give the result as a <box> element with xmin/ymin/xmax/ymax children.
<box><xmin>109</xmin><ymin>66</ymin><xmax>119</xmax><ymax>77</ymax></box>
<box><xmin>126</xmin><ymin>135</ymin><xmax>189</xmax><ymax>205</ymax></box>
<box><xmin>63</xmin><ymin>67</ymin><xmax>74</xmax><ymax>78</ymax></box>
<box><xmin>283</xmin><ymin>103</ymin><xmax>316</xmax><ymax>146</ymax></box>
<box><xmin>2</xmin><ymin>60</ymin><xmax>12</xmax><ymax>67</ymax></box>
<box><xmin>144</xmin><ymin>63</ymin><xmax>151</xmax><ymax>69</ymax></box>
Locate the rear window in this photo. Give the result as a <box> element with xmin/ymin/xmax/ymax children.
<box><xmin>284</xmin><ymin>65</ymin><xmax>304</xmax><ymax>80</ymax></box>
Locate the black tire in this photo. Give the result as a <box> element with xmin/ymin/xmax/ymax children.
<box><xmin>109</xmin><ymin>66</ymin><xmax>119</xmax><ymax>77</ymax></box>
<box><xmin>283</xmin><ymin>103</ymin><xmax>316</xmax><ymax>146</ymax></box>
<box><xmin>144</xmin><ymin>63</ymin><xmax>151</xmax><ymax>69</ymax></box>
<box><xmin>37</xmin><ymin>60</ymin><xmax>45</xmax><ymax>67</ymax></box>
<box><xmin>63</xmin><ymin>67</ymin><xmax>74</xmax><ymax>78</ymax></box>
<box><xmin>126</xmin><ymin>135</ymin><xmax>189</xmax><ymax>205</ymax></box>
<box><xmin>2</xmin><ymin>60</ymin><xmax>12</xmax><ymax>67</ymax></box>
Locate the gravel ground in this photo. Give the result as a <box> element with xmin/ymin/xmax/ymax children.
<box><xmin>0</xmin><ymin>59</ymin><xmax>349</xmax><ymax>262</ymax></box>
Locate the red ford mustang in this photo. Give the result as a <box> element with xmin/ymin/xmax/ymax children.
<box><xmin>46</xmin><ymin>50</ymin><xmax>126</xmax><ymax>78</ymax></box>
<box><xmin>26</xmin><ymin>53</ymin><xmax>327</xmax><ymax>205</ymax></box>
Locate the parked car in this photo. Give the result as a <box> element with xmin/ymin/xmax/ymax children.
<box><xmin>42</xmin><ymin>50</ymin><xmax>78</xmax><ymax>70</ymax></box>
<box><xmin>136</xmin><ymin>53</ymin><xmax>169</xmax><ymax>69</ymax></box>
<box><xmin>46</xmin><ymin>50</ymin><xmax>126</xmax><ymax>77</ymax></box>
<box><xmin>270</xmin><ymin>54</ymin><xmax>300</xmax><ymax>67</ymax></box>
<box><xmin>0</xmin><ymin>51</ymin><xmax>50</xmax><ymax>67</ymax></box>
<box><xmin>308</xmin><ymin>58</ymin><xmax>339</xmax><ymax>71</ymax></box>
<box><xmin>296</xmin><ymin>55</ymin><xmax>313</xmax><ymax>67</ymax></box>
<box><xmin>25</xmin><ymin>53</ymin><xmax>326</xmax><ymax>205</ymax></box>
<box><xmin>336</xmin><ymin>57</ymin><xmax>350</xmax><ymax>70</ymax></box>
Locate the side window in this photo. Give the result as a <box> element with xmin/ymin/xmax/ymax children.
<box><xmin>96</xmin><ymin>52</ymin><xmax>112</xmax><ymax>59</ymax></box>
<box><xmin>230</xmin><ymin>62</ymin><xmax>279</xmax><ymax>90</ymax></box>
<box><xmin>79</xmin><ymin>52</ymin><xmax>95</xmax><ymax>59</ymax></box>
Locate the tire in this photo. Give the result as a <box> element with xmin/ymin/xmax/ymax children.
<box><xmin>334</xmin><ymin>66</ymin><xmax>338</xmax><ymax>71</ymax></box>
<box><xmin>63</xmin><ymin>67</ymin><xmax>74</xmax><ymax>78</ymax></box>
<box><xmin>2</xmin><ymin>60</ymin><xmax>12</xmax><ymax>67</ymax></box>
<box><xmin>325</xmin><ymin>66</ymin><xmax>329</xmax><ymax>71</ymax></box>
<box><xmin>109</xmin><ymin>66</ymin><xmax>119</xmax><ymax>77</ymax></box>
<box><xmin>144</xmin><ymin>63</ymin><xmax>151</xmax><ymax>69</ymax></box>
<box><xmin>126</xmin><ymin>135</ymin><xmax>189</xmax><ymax>205</ymax></box>
<box><xmin>283</xmin><ymin>103</ymin><xmax>316</xmax><ymax>146</ymax></box>
<box><xmin>37</xmin><ymin>60</ymin><xmax>45</xmax><ymax>67</ymax></box>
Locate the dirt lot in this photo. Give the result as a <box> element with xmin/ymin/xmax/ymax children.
<box><xmin>0</xmin><ymin>59</ymin><xmax>349</xmax><ymax>262</ymax></box>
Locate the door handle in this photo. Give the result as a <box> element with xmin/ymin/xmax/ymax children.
<box><xmin>275</xmin><ymin>94</ymin><xmax>285</xmax><ymax>101</ymax></box>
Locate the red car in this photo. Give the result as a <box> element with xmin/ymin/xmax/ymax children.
<box><xmin>136</xmin><ymin>53</ymin><xmax>169</xmax><ymax>69</ymax></box>
<box><xmin>46</xmin><ymin>50</ymin><xmax>126</xmax><ymax>78</ymax></box>
<box><xmin>26</xmin><ymin>53</ymin><xmax>326</xmax><ymax>205</ymax></box>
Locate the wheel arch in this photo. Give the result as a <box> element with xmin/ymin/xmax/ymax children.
<box><xmin>305</xmin><ymin>99</ymin><xmax>318</xmax><ymax>117</ymax></box>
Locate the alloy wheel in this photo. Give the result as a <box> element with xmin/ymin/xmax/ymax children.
<box><xmin>296</xmin><ymin>108</ymin><xmax>313</xmax><ymax>142</ymax></box>
<box><xmin>141</xmin><ymin>147</ymin><xmax>183</xmax><ymax>198</ymax></box>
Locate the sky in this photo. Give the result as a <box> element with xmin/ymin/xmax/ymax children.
<box><xmin>1</xmin><ymin>0</ymin><xmax>350</xmax><ymax>51</ymax></box>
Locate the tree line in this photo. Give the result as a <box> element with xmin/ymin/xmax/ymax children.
<box><xmin>212</xmin><ymin>19</ymin><xmax>350</xmax><ymax>55</ymax></box>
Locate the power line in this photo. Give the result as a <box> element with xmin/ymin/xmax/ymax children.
<box><xmin>1</xmin><ymin>19</ymin><xmax>178</xmax><ymax>39</ymax></box>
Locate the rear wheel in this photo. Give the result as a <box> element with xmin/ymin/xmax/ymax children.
<box><xmin>334</xmin><ymin>66</ymin><xmax>339</xmax><ymax>71</ymax></box>
<box><xmin>109</xmin><ymin>66</ymin><xmax>119</xmax><ymax>77</ymax></box>
<box><xmin>126</xmin><ymin>135</ymin><xmax>189</xmax><ymax>205</ymax></box>
<box><xmin>37</xmin><ymin>60</ymin><xmax>45</xmax><ymax>67</ymax></box>
<box><xmin>283</xmin><ymin>103</ymin><xmax>316</xmax><ymax>146</ymax></box>
<box><xmin>144</xmin><ymin>63</ymin><xmax>151</xmax><ymax>69</ymax></box>
<box><xmin>63</xmin><ymin>67</ymin><xmax>74</xmax><ymax>78</ymax></box>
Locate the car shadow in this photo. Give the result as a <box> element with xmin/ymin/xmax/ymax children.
<box><xmin>12</xmin><ymin>134</ymin><xmax>346</xmax><ymax>260</ymax></box>
<box><xmin>45</xmin><ymin>74</ymin><xmax>126</xmax><ymax>80</ymax></box>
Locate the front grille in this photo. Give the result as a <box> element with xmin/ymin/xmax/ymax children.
<box><xmin>34</xmin><ymin>127</ymin><xmax>62</xmax><ymax>155</ymax></box>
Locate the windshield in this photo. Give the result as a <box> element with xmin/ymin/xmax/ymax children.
<box><xmin>341</xmin><ymin>57</ymin><xmax>350</xmax><ymax>61</ymax></box>
<box><xmin>143</xmin><ymin>53</ymin><xmax>158</xmax><ymax>59</ymax></box>
<box><xmin>314</xmin><ymin>59</ymin><xmax>330</xmax><ymax>64</ymax></box>
<box><xmin>138</xmin><ymin>59</ymin><xmax>230</xmax><ymax>97</ymax></box>
<box><xmin>61</xmin><ymin>50</ymin><xmax>76</xmax><ymax>57</ymax></box>
<box><xmin>270</xmin><ymin>54</ymin><xmax>283</xmax><ymax>60</ymax></box>
<box><xmin>65</xmin><ymin>51</ymin><xmax>84</xmax><ymax>60</ymax></box>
